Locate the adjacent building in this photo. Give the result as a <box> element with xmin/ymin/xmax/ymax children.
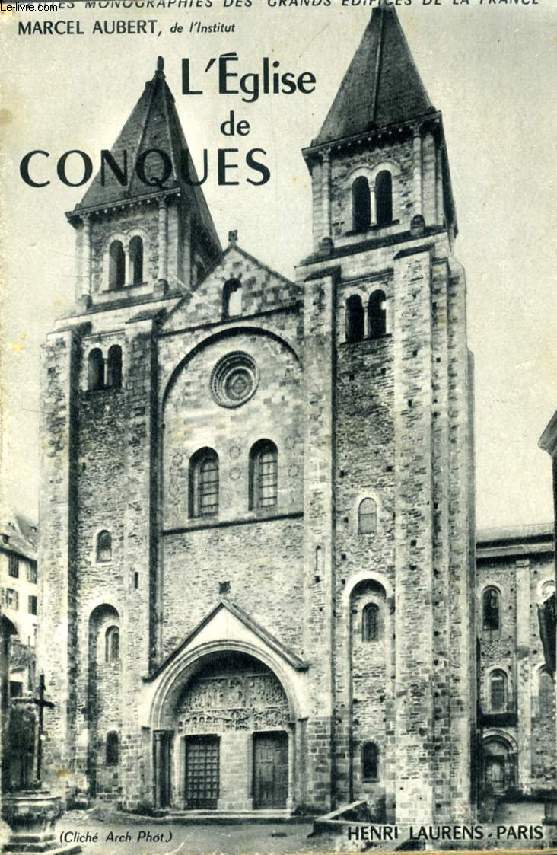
<box><xmin>476</xmin><ymin>524</ymin><xmax>556</xmax><ymax>796</ymax></box>
<box><xmin>0</xmin><ymin>513</ymin><xmax>39</xmax><ymax>698</ymax></box>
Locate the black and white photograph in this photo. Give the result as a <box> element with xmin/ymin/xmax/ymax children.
<box><xmin>0</xmin><ymin>0</ymin><xmax>556</xmax><ymax>851</ymax></box>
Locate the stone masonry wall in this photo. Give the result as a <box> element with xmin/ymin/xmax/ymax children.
<box><xmin>333</xmin><ymin>277</ymin><xmax>395</xmax><ymax>811</ymax></box>
<box><xmin>161</xmin><ymin>328</ymin><xmax>304</xmax><ymax>655</ymax></box>
<box><xmin>69</xmin><ymin>316</ymin><xmax>159</xmax><ymax>808</ymax></box>
<box><xmin>39</xmin><ymin>328</ymin><xmax>80</xmax><ymax>797</ymax></box>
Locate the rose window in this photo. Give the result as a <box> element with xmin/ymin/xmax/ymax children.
<box><xmin>211</xmin><ymin>352</ymin><xmax>258</xmax><ymax>408</ymax></box>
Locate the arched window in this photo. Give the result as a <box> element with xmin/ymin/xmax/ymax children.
<box><xmin>483</xmin><ymin>587</ymin><xmax>500</xmax><ymax>633</ymax></box>
<box><xmin>129</xmin><ymin>236</ymin><xmax>143</xmax><ymax>286</ymax></box>
<box><xmin>223</xmin><ymin>278</ymin><xmax>242</xmax><ymax>319</ymax></box>
<box><xmin>490</xmin><ymin>669</ymin><xmax>508</xmax><ymax>712</ymax></box>
<box><xmin>250</xmin><ymin>440</ymin><xmax>278</xmax><ymax>510</ymax></box>
<box><xmin>375</xmin><ymin>171</ymin><xmax>393</xmax><ymax>227</ymax></box>
<box><xmin>106</xmin><ymin>345</ymin><xmax>122</xmax><ymax>389</ymax></box>
<box><xmin>109</xmin><ymin>240</ymin><xmax>125</xmax><ymax>290</ymax></box>
<box><xmin>105</xmin><ymin>626</ymin><xmax>119</xmax><ymax>664</ymax></box>
<box><xmin>88</xmin><ymin>348</ymin><xmax>104</xmax><ymax>391</ymax></box>
<box><xmin>346</xmin><ymin>295</ymin><xmax>364</xmax><ymax>344</ymax></box>
<box><xmin>190</xmin><ymin>448</ymin><xmax>219</xmax><ymax>518</ymax></box>
<box><xmin>358</xmin><ymin>498</ymin><xmax>377</xmax><ymax>535</ymax></box>
<box><xmin>362</xmin><ymin>742</ymin><xmax>379</xmax><ymax>782</ymax></box>
<box><xmin>539</xmin><ymin>668</ymin><xmax>554</xmax><ymax>717</ymax></box>
<box><xmin>352</xmin><ymin>176</ymin><xmax>371</xmax><ymax>232</ymax></box>
<box><xmin>106</xmin><ymin>731</ymin><xmax>119</xmax><ymax>766</ymax></box>
<box><xmin>368</xmin><ymin>291</ymin><xmax>387</xmax><ymax>339</ymax></box>
<box><xmin>96</xmin><ymin>530</ymin><xmax>112</xmax><ymax>563</ymax></box>
<box><xmin>362</xmin><ymin>603</ymin><xmax>380</xmax><ymax>642</ymax></box>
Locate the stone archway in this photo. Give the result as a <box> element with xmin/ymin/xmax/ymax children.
<box><xmin>152</xmin><ymin>649</ymin><xmax>295</xmax><ymax>812</ymax></box>
<box><xmin>482</xmin><ymin>734</ymin><xmax>517</xmax><ymax>796</ymax></box>
<box><xmin>87</xmin><ymin>604</ymin><xmax>121</xmax><ymax>799</ymax></box>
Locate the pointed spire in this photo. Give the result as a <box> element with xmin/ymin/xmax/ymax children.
<box><xmin>313</xmin><ymin>5</ymin><xmax>433</xmax><ymax>146</ymax></box>
<box><xmin>72</xmin><ymin>59</ymin><xmax>219</xmax><ymax>253</ymax></box>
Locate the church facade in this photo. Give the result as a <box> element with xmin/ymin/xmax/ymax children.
<box><xmin>39</xmin><ymin>7</ymin><xmax>476</xmax><ymax>823</ymax></box>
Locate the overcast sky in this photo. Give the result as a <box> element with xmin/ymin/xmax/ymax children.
<box><xmin>1</xmin><ymin>0</ymin><xmax>556</xmax><ymax>529</ymax></box>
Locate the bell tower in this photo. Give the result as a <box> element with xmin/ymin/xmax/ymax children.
<box><xmin>67</xmin><ymin>57</ymin><xmax>221</xmax><ymax>312</ymax></box>
<box><xmin>305</xmin><ymin>3</ymin><xmax>456</xmax><ymax>256</ymax></box>
<box><xmin>39</xmin><ymin>58</ymin><xmax>221</xmax><ymax>806</ymax></box>
<box><xmin>299</xmin><ymin>4</ymin><xmax>475</xmax><ymax>823</ymax></box>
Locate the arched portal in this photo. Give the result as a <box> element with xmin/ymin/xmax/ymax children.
<box><xmin>87</xmin><ymin>604</ymin><xmax>121</xmax><ymax>799</ymax></box>
<box><xmin>482</xmin><ymin>734</ymin><xmax>517</xmax><ymax>796</ymax></box>
<box><xmin>151</xmin><ymin>649</ymin><xmax>295</xmax><ymax>812</ymax></box>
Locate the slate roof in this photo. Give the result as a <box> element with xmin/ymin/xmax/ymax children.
<box><xmin>476</xmin><ymin>523</ymin><xmax>554</xmax><ymax>561</ymax></box>
<box><xmin>0</xmin><ymin>510</ymin><xmax>38</xmax><ymax>561</ymax></box>
<box><xmin>314</xmin><ymin>4</ymin><xmax>433</xmax><ymax>146</ymax></box>
<box><xmin>71</xmin><ymin>58</ymin><xmax>220</xmax><ymax>252</ymax></box>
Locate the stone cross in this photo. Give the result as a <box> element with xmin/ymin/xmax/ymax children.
<box><xmin>35</xmin><ymin>674</ymin><xmax>54</xmax><ymax>782</ymax></box>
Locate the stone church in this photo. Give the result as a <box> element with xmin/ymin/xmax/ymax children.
<box><xmin>39</xmin><ymin>6</ymin><xmax>477</xmax><ymax>823</ymax></box>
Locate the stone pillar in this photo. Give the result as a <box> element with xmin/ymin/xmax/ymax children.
<box><xmin>39</xmin><ymin>329</ymin><xmax>80</xmax><ymax>798</ymax></box>
<box><xmin>287</xmin><ymin>725</ymin><xmax>295</xmax><ymax>811</ymax></box>
<box><xmin>413</xmin><ymin>126</ymin><xmax>423</xmax><ymax>218</ymax></box>
<box><xmin>422</xmin><ymin>132</ymin><xmax>436</xmax><ymax>226</ymax></box>
<box><xmin>321</xmin><ymin>151</ymin><xmax>331</xmax><ymax>241</ymax></box>
<box><xmin>78</xmin><ymin>215</ymin><xmax>91</xmax><ymax>306</ymax></box>
<box><xmin>153</xmin><ymin>730</ymin><xmax>171</xmax><ymax>809</ymax></box>
<box><xmin>120</xmin><ymin>316</ymin><xmax>159</xmax><ymax>808</ymax></box>
<box><xmin>393</xmin><ymin>245</ymin><xmax>434</xmax><ymax>824</ymax></box>
<box><xmin>302</xmin><ymin>267</ymin><xmax>336</xmax><ymax>811</ymax></box>
<box><xmin>310</xmin><ymin>160</ymin><xmax>323</xmax><ymax>253</ymax></box>
<box><xmin>436</xmin><ymin>145</ymin><xmax>445</xmax><ymax>226</ymax></box>
<box><xmin>516</xmin><ymin>559</ymin><xmax>532</xmax><ymax>793</ymax></box>
<box><xmin>157</xmin><ymin>198</ymin><xmax>168</xmax><ymax>284</ymax></box>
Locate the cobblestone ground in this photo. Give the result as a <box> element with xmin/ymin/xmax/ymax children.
<box><xmin>53</xmin><ymin>809</ymin><xmax>327</xmax><ymax>855</ymax></box>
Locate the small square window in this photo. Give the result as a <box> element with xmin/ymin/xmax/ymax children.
<box><xmin>4</xmin><ymin>588</ymin><xmax>19</xmax><ymax>610</ymax></box>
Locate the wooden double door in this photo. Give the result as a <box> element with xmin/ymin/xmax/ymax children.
<box><xmin>184</xmin><ymin>731</ymin><xmax>288</xmax><ymax>810</ymax></box>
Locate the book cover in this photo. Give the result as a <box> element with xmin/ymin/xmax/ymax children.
<box><xmin>0</xmin><ymin>0</ymin><xmax>556</xmax><ymax>851</ymax></box>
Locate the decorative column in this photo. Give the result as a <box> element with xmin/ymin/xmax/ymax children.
<box><xmin>153</xmin><ymin>730</ymin><xmax>173</xmax><ymax>809</ymax></box>
<box><xmin>153</xmin><ymin>731</ymin><xmax>165</xmax><ymax>809</ymax></box>
<box><xmin>157</xmin><ymin>197</ymin><xmax>168</xmax><ymax>285</ymax></box>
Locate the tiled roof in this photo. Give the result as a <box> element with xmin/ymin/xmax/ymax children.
<box><xmin>314</xmin><ymin>4</ymin><xmax>433</xmax><ymax>146</ymax></box>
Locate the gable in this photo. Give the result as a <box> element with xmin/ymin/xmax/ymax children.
<box><xmin>162</xmin><ymin>244</ymin><xmax>302</xmax><ymax>333</ymax></box>
<box><xmin>147</xmin><ymin>599</ymin><xmax>308</xmax><ymax>683</ymax></box>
